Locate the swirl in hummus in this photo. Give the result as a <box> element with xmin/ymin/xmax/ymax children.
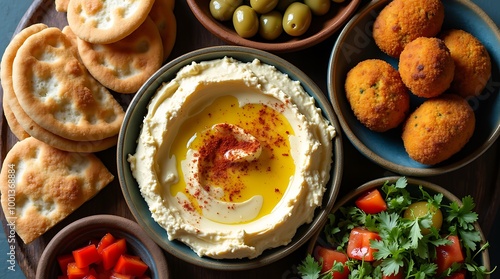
<box><xmin>128</xmin><ymin>57</ymin><xmax>336</xmax><ymax>259</ymax></box>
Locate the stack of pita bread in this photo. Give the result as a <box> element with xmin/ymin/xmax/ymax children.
<box><xmin>0</xmin><ymin>0</ymin><xmax>176</xmax><ymax>243</ymax></box>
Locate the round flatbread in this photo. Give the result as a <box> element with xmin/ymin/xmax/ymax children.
<box><xmin>67</xmin><ymin>0</ymin><xmax>155</xmax><ymax>44</ymax></box>
<box><xmin>11</xmin><ymin>27</ymin><xmax>125</xmax><ymax>142</ymax></box>
<box><xmin>77</xmin><ymin>17</ymin><xmax>163</xmax><ymax>93</ymax></box>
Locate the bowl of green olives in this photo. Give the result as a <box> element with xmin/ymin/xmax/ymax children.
<box><xmin>187</xmin><ymin>0</ymin><xmax>362</xmax><ymax>52</ymax></box>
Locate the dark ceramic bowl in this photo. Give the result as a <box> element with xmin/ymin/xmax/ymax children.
<box><xmin>328</xmin><ymin>0</ymin><xmax>500</xmax><ymax>176</ymax></box>
<box><xmin>307</xmin><ymin>176</ymin><xmax>491</xmax><ymax>278</ymax></box>
<box><xmin>187</xmin><ymin>0</ymin><xmax>361</xmax><ymax>53</ymax></box>
<box><xmin>36</xmin><ymin>214</ymin><xmax>169</xmax><ymax>279</ymax></box>
<box><xmin>117</xmin><ymin>45</ymin><xmax>344</xmax><ymax>270</ymax></box>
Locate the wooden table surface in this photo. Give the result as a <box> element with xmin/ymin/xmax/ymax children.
<box><xmin>1</xmin><ymin>0</ymin><xmax>499</xmax><ymax>278</ymax></box>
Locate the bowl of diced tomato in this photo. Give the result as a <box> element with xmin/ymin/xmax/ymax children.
<box><xmin>36</xmin><ymin>214</ymin><xmax>169</xmax><ymax>279</ymax></box>
<box><xmin>299</xmin><ymin>176</ymin><xmax>493</xmax><ymax>279</ymax></box>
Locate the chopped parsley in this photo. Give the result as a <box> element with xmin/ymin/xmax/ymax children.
<box><xmin>297</xmin><ymin>177</ymin><xmax>496</xmax><ymax>279</ymax></box>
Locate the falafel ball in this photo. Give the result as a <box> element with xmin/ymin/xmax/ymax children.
<box><xmin>399</xmin><ymin>37</ymin><xmax>455</xmax><ymax>98</ymax></box>
<box><xmin>402</xmin><ymin>94</ymin><xmax>475</xmax><ymax>165</ymax></box>
<box><xmin>345</xmin><ymin>59</ymin><xmax>410</xmax><ymax>132</ymax></box>
<box><xmin>373</xmin><ymin>0</ymin><xmax>445</xmax><ymax>58</ymax></box>
<box><xmin>440</xmin><ymin>29</ymin><xmax>492</xmax><ymax>98</ymax></box>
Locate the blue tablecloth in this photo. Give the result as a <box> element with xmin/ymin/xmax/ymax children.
<box><xmin>0</xmin><ymin>0</ymin><xmax>499</xmax><ymax>278</ymax></box>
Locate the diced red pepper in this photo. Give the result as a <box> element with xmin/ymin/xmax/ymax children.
<box><xmin>109</xmin><ymin>271</ymin><xmax>134</xmax><ymax>279</ymax></box>
<box><xmin>113</xmin><ymin>254</ymin><xmax>149</xmax><ymax>277</ymax></box>
<box><xmin>102</xmin><ymin>238</ymin><xmax>127</xmax><ymax>270</ymax></box>
<box><xmin>97</xmin><ymin>233</ymin><xmax>116</xmax><ymax>255</ymax></box>
<box><xmin>355</xmin><ymin>189</ymin><xmax>387</xmax><ymax>214</ymax></box>
<box><xmin>67</xmin><ymin>262</ymin><xmax>89</xmax><ymax>279</ymax></box>
<box><xmin>57</xmin><ymin>254</ymin><xmax>75</xmax><ymax>275</ymax></box>
<box><xmin>346</xmin><ymin>227</ymin><xmax>381</xmax><ymax>261</ymax></box>
<box><xmin>436</xmin><ymin>235</ymin><xmax>465</xmax><ymax>275</ymax></box>
<box><xmin>73</xmin><ymin>244</ymin><xmax>101</xmax><ymax>268</ymax></box>
<box><xmin>313</xmin><ymin>246</ymin><xmax>349</xmax><ymax>279</ymax></box>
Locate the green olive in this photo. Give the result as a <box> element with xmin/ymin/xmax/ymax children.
<box><xmin>233</xmin><ymin>5</ymin><xmax>259</xmax><ymax>38</ymax></box>
<box><xmin>304</xmin><ymin>0</ymin><xmax>330</xmax><ymax>16</ymax></box>
<box><xmin>276</xmin><ymin>0</ymin><xmax>298</xmax><ymax>12</ymax></box>
<box><xmin>209</xmin><ymin>0</ymin><xmax>243</xmax><ymax>21</ymax></box>
<box><xmin>259</xmin><ymin>11</ymin><xmax>283</xmax><ymax>40</ymax></box>
<box><xmin>404</xmin><ymin>201</ymin><xmax>443</xmax><ymax>235</ymax></box>
<box><xmin>250</xmin><ymin>0</ymin><xmax>279</xmax><ymax>14</ymax></box>
<box><xmin>282</xmin><ymin>2</ymin><xmax>312</xmax><ymax>36</ymax></box>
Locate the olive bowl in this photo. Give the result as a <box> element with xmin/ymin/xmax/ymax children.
<box><xmin>187</xmin><ymin>0</ymin><xmax>361</xmax><ymax>53</ymax></box>
<box><xmin>306</xmin><ymin>176</ymin><xmax>492</xmax><ymax>278</ymax></box>
<box><xmin>116</xmin><ymin>45</ymin><xmax>344</xmax><ymax>270</ymax></box>
<box><xmin>36</xmin><ymin>215</ymin><xmax>169</xmax><ymax>279</ymax></box>
<box><xmin>328</xmin><ymin>0</ymin><xmax>500</xmax><ymax>176</ymax></box>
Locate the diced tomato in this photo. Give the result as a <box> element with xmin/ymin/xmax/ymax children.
<box><xmin>73</xmin><ymin>244</ymin><xmax>101</xmax><ymax>268</ymax></box>
<box><xmin>57</xmin><ymin>254</ymin><xmax>75</xmax><ymax>275</ymax></box>
<box><xmin>102</xmin><ymin>238</ymin><xmax>128</xmax><ymax>270</ymax></box>
<box><xmin>444</xmin><ymin>270</ymin><xmax>466</xmax><ymax>279</ymax></box>
<box><xmin>97</xmin><ymin>233</ymin><xmax>116</xmax><ymax>255</ymax></box>
<box><xmin>67</xmin><ymin>262</ymin><xmax>89</xmax><ymax>279</ymax></box>
<box><xmin>313</xmin><ymin>246</ymin><xmax>349</xmax><ymax>279</ymax></box>
<box><xmin>346</xmin><ymin>227</ymin><xmax>381</xmax><ymax>261</ymax></box>
<box><xmin>355</xmin><ymin>189</ymin><xmax>387</xmax><ymax>214</ymax></box>
<box><xmin>383</xmin><ymin>271</ymin><xmax>404</xmax><ymax>279</ymax></box>
<box><xmin>436</xmin><ymin>235</ymin><xmax>465</xmax><ymax>275</ymax></box>
<box><xmin>113</xmin><ymin>254</ymin><xmax>149</xmax><ymax>277</ymax></box>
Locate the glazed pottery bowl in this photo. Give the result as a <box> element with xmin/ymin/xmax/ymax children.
<box><xmin>36</xmin><ymin>214</ymin><xmax>169</xmax><ymax>279</ymax></box>
<box><xmin>117</xmin><ymin>45</ymin><xmax>344</xmax><ymax>270</ymax></box>
<box><xmin>307</xmin><ymin>176</ymin><xmax>491</xmax><ymax>278</ymax></box>
<box><xmin>187</xmin><ymin>0</ymin><xmax>361</xmax><ymax>53</ymax></box>
<box><xmin>328</xmin><ymin>0</ymin><xmax>500</xmax><ymax>176</ymax></box>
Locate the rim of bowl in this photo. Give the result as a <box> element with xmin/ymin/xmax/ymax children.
<box><xmin>186</xmin><ymin>0</ymin><xmax>362</xmax><ymax>53</ymax></box>
<box><xmin>327</xmin><ymin>0</ymin><xmax>500</xmax><ymax>176</ymax></box>
<box><xmin>35</xmin><ymin>214</ymin><xmax>169</xmax><ymax>279</ymax></box>
<box><xmin>117</xmin><ymin>45</ymin><xmax>344</xmax><ymax>270</ymax></box>
<box><xmin>306</xmin><ymin>176</ymin><xmax>491</xmax><ymax>278</ymax></box>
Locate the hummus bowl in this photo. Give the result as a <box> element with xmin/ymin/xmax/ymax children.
<box><xmin>117</xmin><ymin>46</ymin><xmax>343</xmax><ymax>270</ymax></box>
<box><xmin>328</xmin><ymin>0</ymin><xmax>500</xmax><ymax>176</ymax></box>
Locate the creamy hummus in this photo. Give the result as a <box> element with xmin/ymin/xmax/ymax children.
<box><xmin>128</xmin><ymin>57</ymin><xmax>336</xmax><ymax>259</ymax></box>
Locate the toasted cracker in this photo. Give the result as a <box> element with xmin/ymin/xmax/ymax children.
<box><xmin>149</xmin><ymin>0</ymin><xmax>177</xmax><ymax>61</ymax></box>
<box><xmin>11</xmin><ymin>27</ymin><xmax>125</xmax><ymax>141</ymax></box>
<box><xmin>0</xmin><ymin>137</ymin><xmax>114</xmax><ymax>244</ymax></box>
<box><xmin>67</xmin><ymin>0</ymin><xmax>155</xmax><ymax>44</ymax></box>
<box><xmin>77</xmin><ymin>17</ymin><xmax>163</xmax><ymax>93</ymax></box>
<box><xmin>55</xmin><ymin>0</ymin><xmax>70</xmax><ymax>12</ymax></box>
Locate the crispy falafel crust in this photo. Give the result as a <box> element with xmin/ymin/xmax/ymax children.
<box><xmin>402</xmin><ymin>94</ymin><xmax>475</xmax><ymax>165</ymax></box>
<box><xmin>345</xmin><ymin>59</ymin><xmax>410</xmax><ymax>132</ymax></box>
<box><xmin>440</xmin><ymin>29</ymin><xmax>492</xmax><ymax>98</ymax></box>
<box><xmin>399</xmin><ymin>37</ymin><xmax>455</xmax><ymax>98</ymax></box>
<box><xmin>373</xmin><ymin>0</ymin><xmax>444</xmax><ymax>58</ymax></box>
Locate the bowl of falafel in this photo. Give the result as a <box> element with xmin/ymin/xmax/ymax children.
<box><xmin>328</xmin><ymin>0</ymin><xmax>500</xmax><ymax>176</ymax></box>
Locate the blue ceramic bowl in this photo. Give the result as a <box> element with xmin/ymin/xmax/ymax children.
<box><xmin>328</xmin><ymin>0</ymin><xmax>500</xmax><ymax>176</ymax></box>
<box><xmin>117</xmin><ymin>46</ymin><xmax>343</xmax><ymax>270</ymax></box>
